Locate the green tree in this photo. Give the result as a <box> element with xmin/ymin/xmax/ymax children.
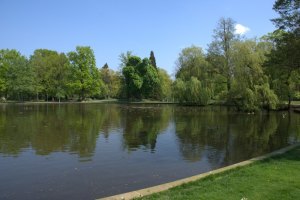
<box><xmin>266</xmin><ymin>32</ymin><xmax>300</xmax><ymax>106</ymax></box>
<box><xmin>100</xmin><ymin>63</ymin><xmax>111</xmax><ymax>98</ymax></box>
<box><xmin>119</xmin><ymin>51</ymin><xmax>133</xmax><ymax>68</ymax></box>
<box><xmin>173</xmin><ymin>78</ymin><xmax>186</xmax><ymax>103</ymax></box>
<box><xmin>175</xmin><ymin>46</ymin><xmax>210</xmax><ymax>82</ymax></box>
<box><xmin>100</xmin><ymin>63</ymin><xmax>122</xmax><ymax>98</ymax></box>
<box><xmin>207</xmin><ymin>18</ymin><xmax>237</xmax><ymax>92</ymax></box>
<box><xmin>0</xmin><ymin>49</ymin><xmax>34</xmax><ymax>101</ymax></box>
<box><xmin>149</xmin><ymin>51</ymin><xmax>157</xmax><ymax>69</ymax></box>
<box><xmin>140</xmin><ymin>58</ymin><xmax>160</xmax><ymax>99</ymax></box>
<box><xmin>272</xmin><ymin>0</ymin><xmax>300</xmax><ymax>34</ymax></box>
<box><xmin>110</xmin><ymin>71</ymin><xmax>123</xmax><ymax>98</ymax></box>
<box><xmin>30</xmin><ymin>49</ymin><xmax>70</xmax><ymax>101</ymax></box>
<box><xmin>122</xmin><ymin>56</ymin><xmax>143</xmax><ymax>99</ymax></box>
<box><xmin>102</xmin><ymin>63</ymin><xmax>109</xmax><ymax>69</ymax></box>
<box><xmin>174</xmin><ymin>46</ymin><xmax>212</xmax><ymax>104</ymax></box>
<box><xmin>30</xmin><ymin>49</ymin><xmax>56</xmax><ymax>101</ymax></box>
<box><xmin>228</xmin><ymin>40</ymin><xmax>278</xmax><ymax>111</ymax></box>
<box><xmin>157</xmin><ymin>69</ymin><xmax>172</xmax><ymax>101</ymax></box>
<box><xmin>0</xmin><ymin>50</ymin><xmax>9</xmax><ymax>98</ymax></box>
<box><xmin>68</xmin><ymin>46</ymin><xmax>101</xmax><ymax>100</ymax></box>
<box><xmin>51</xmin><ymin>53</ymin><xmax>70</xmax><ymax>102</ymax></box>
<box><xmin>265</xmin><ymin>0</ymin><xmax>300</xmax><ymax>107</ymax></box>
<box><xmin>122</xmin><ymin>55</ymin><xmax>160</xmax><ymax>99</ymax></box>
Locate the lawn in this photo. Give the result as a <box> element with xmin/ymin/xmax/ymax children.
<box><xmin>139</xmin><ymin>146</ymin><xmax>300</xmax><ymax>200</ymax></box>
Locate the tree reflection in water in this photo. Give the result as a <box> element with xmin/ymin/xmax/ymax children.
<box><xmin>0</xmin><ymin>104</ymin><xmax>299</xmax><ymax>164</ymax></box>
<box><xmin>174</xmin><ymin>106</ymin><xmax>299</xmax><ymax>165</ymax></box>
<box><xmin>121</xmin><ymin>105</ymin><xmax>172</xmax><ymax>152</ymax></box>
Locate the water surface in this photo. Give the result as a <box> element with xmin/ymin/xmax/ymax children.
<box><xmin>0</xmin><ymin>103</ymin><xmax>299</xmax><ymax>199</ymax></box>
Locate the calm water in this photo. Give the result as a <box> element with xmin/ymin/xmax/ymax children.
<box><xmin>0</xmin><ymin>103</ymin><xmax>299</xmax><ymax>199</ymax></box>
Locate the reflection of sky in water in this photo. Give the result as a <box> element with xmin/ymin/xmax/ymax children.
<box><xmin>0</xmin><ymin>104</ymin><xmax>299</xmax><ymax>199</ymax></box>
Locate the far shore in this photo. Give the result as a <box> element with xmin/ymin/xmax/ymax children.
<box><xmin>0</xmin><ymin>99</ymin><xmax>177</xmax><ymax>105</ymax></box>
<box><xmin>0</xmin><ymin>99</ymin><xmax>300</xmax><ymax>110</ymax></box>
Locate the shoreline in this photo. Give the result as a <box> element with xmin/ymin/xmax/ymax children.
<box><xmin>99</xmin><ymin>143</ymin><xmax>300</xmax><ymax>200</ymax></box>
<box><xmin>1</xmin><ymin>100</ymin><xmax>299</xmax><ymax>111</ymax></box>
<box><xmin>0</xmin><ymin>99</ymin><xmax>177</xmax><ymax>105</ymax></box>
<box><xmin>0</xmin><ymin>99</ymin><xmax>299</xmax><ymax>104</ymax></box>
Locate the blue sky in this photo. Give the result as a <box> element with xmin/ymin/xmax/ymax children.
<box><xmin>0</xmin><ymin>0</ymin><xmax>278</xmax><ymax>75</ymax></box>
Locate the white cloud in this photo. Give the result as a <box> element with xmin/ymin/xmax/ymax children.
<box><xmin>234</xmin><ymin>24</ymin><xmax>250</xmax><ymax>35</ymax></box>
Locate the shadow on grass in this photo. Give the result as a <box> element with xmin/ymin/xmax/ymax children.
<box><xmin>260</xmin><ymin>146</ymin><xmax>300</xmax><ymax>164</ymax></box>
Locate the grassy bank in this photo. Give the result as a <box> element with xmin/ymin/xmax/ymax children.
<box><xmin>139</xmin><ymin>146</ymin><xmax>300</xmax><ymax>200</ymax></box>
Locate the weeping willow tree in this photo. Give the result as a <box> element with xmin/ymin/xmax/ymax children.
<box><xmin>174</xmin><ymin>46</ymin><xmax>211</xmax><ymax>105</ymax></box>
<box><xmin>228</xmin><ymin>40</ymin><xmax>278</xmax><ymax>111</ymax></box>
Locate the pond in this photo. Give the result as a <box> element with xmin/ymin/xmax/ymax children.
<box><xmin>0</xmin><ymin>103</ymin><xmax>299</xmax><ymax>199</ymax></box>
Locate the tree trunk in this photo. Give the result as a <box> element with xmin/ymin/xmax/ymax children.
<box><xmin>81</xmin><ymin>88</ymin><xmax>84</xmax><ymax>101</ymax></box>
<box><xmin>227</xmin><ymin>76</ymin><xmax>231</xmax><ymax>92</ymax></box>
<box><xmin>286</xmin><ymin>71</ymin><xmax>292</xmax><ymax>110</ymax></box>
<box><xmin>5</xmin><ymin>90</ymin><xmax>8</xmax><ymax>100</ymax></box>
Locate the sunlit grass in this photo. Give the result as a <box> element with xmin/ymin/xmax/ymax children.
<box><xmin>139</xmin><ymin>146</ymin><xmax>300</xmax><ymax>200</ymax></box>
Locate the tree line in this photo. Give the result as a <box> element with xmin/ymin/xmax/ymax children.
<box><xmin>0</xmin><ymin>0</ymin><xmax>299</xmax><ymax>111</ymax></box>
<box><xmin>0</xmin><ymin>47</ymin><xmax>171</xmax><ymax>102</ymax></box>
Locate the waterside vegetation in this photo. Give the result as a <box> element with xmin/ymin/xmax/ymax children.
<box><xmin>0</xmin><ymin>0</ymin><xmax>299</xmax><ymax>112</ymax></box>
<box><xmin>138</xmin><ymin>145</ymin><xmax>300</xmax><ymax>200</ymax></box>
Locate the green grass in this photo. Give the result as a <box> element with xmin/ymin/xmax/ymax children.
<box><xmin>139</xmin><ymin>146</ymin><xmax>300</xmax><ymax>200</ymax></box>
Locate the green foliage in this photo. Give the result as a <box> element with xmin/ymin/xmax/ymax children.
<box><xmin>173</xmin><ymin>78</ymin><xmax>186</xmax><ymax>103</ymax></box>
<box><xmin>272</xmin><ymin>0</ymin><xmax>300</xmax><ymax>34</ymax></box>
<box><xmin>265</xmin><ymin>0</ymin><xmax>300</xmax><ymax>107</ymax></box>
<box><xmin>122</xmin><ymin>54</ymin><xmax>160</xmax><ymax>99</ymax></box>
<box><xmin>207</xmin><ymin>17</ymin><xmax>238</xmax><ymax>92</ymax></box>
<box><xmin>174</xmin><ymin>46</ymin><xmax>211</xmax><ymax>105</ymax></box>
<box><xmin>157</xmin><ymin>69</ymin><xmax>172</xmax><ymax>101</ymax></box>
<box><xmin>0</xmin><ymin>10</ymin><xmax>297</xmax><ymax>109</ymax></box>
<box><xmin>122</xmin><ymin>65</ymin><xmax>143</xmax><ymax>98</ymax></box>
<box><xmin>139</xmin><ymin>147</ymin><xmax>300</xmax><ymax>200</ymax></box>
<box><xmin>0</xmin><ymin>50</ymin><xmax>9</xmax><ymax>95</ymax></box>
<box><xmin>255</xmin><ymin>83</ymin><xmax>279</xmax><ymax>110</ymax></box>
<box><xmin>49</xmin><ymin>53</ymin><xmax>70</xmax><ymax>101</ymax></box>
<box><xmin>1</xmin><ymin>47</ymin><xmax>171</xmax><ymax>102</ymax></box>
<box><xmin>119</xmin><ymin>51</ymin><xmax>133</xmax><ymax>68</ymax></box>
<box><xmin>173</xmin><ymin>77</ymin><xmax>209</xmax><ymax>105</ymax></box>
<box><xmin>228</xmin><ymin>40</ymin><xmax>278</xmax><ymax>111</ymax></box>
<box><xmin>0</xmin><ymin>49</ymin><xmax>34</xmax><ymax>100</ymax></box>
<box><xmin>142</xmin><ymin>59</ymin><xmax>160</xmax><ymax>99</ymax></box>
<box><xmin>290</xmin><ymin>70</ymin><xmax>300</xmax><ymax>100</ymax></box>
<box><xmin>265</xmin><ymin>33</ymin><xmax>300</xmax><ymax>105</ymax></box>
<box><xmin>68</xmin><ymin>46</ymin><xmax>101</xmax><ymax>100</ymax></box>
<box><xmin>229</xmin><ymin>82</ymin><xmax>259</xmax><ymax>111</ymax></box>
<box><xmin>29</xmin><ymin>49</ymin><xmax>70</xmax><ymax>101</ymax></box>
<box><xmin>149</xmin><ymin>51</ymin><xmax>157</xmax><ymax>68</ymax></box>
<box><xmin>185</xmin><ymin>77</ymin><xmax>201</xmax><ymax>103</ymax></box>
<box><xmin>100</xmin><ymin>64</ymin><xmax>122</xmax><ymax>98</ymax></box>
<box><xmin>175</xmin><ymin>46</ymin><xmax>209</xmax><ymax>81</ymax></box>
<box><xmin>186</xmin><ymin>77</ymin><xmax>210</xmax><ymax>105</ymax></box>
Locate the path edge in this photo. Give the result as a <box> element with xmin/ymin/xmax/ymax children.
<box><xmin>98</xmin><ymin>143</ymin><xmax>300</xmax><ymax>200</ymax></box>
